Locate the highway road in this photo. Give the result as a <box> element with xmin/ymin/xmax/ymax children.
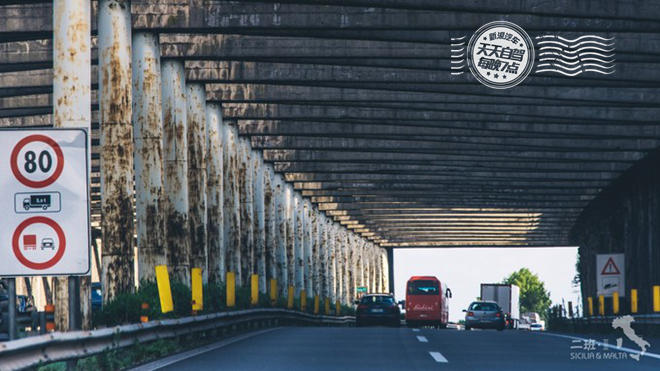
<box><xmin>134</xmin><ymin>326</ymin><xmax>660</xmax><ymax>371</ymax></box>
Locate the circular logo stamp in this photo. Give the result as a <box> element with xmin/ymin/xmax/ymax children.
<box><xmin>467</xmin><ymin>21</ymin><xmax>535</xmax><ymax>89</ymax></box>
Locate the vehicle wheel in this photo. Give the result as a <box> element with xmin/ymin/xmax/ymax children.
<box><xmin>465</xmin><ymin>325</ymin><xmax>471</xmax><ymax>331</ymax></box>
<box><xmin>391</xmin><ymin>319</ymin><xmax>401</xmax><ymax>328</ymax></box>
<box><xmin>439</xmin><ymin>323</ymin><xmax>448</xmax><ymax>329</ymax></box>
<box><xmin>497</xmin><ymin>325</ymin><xmax>505</xmax><ymax>331</ymax></box>
<box><xmin>24</xmin><ymin>206</ymin><xmax>29</xmax><ymax>211</ymax></box>
<box><xmin>356</xmin><ymin>320</ymin><xmax>362</xmax><ymax>327</ymax></box>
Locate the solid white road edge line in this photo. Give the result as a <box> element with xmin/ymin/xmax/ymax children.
<box><xmin>535</xmin><ymin>332</ymin><xmax>660</xmax><ymax>360</ymax></box>
<box><xmin>129</xmin><ymin>328</ymin><xmax>282</xmax><ymax>371</ymax></box>
<box><xmin>429</xmin><ymin>351</ymin><xmax>449</xmax><ymax>363</ymax></box>
<box><xmin>417</xmin><ymin>335</ymin><xmax>428</xmax><ymax>343</ymax></box>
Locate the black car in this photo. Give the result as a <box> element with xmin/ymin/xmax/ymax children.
<box><xmin>355</xmin><ymin>294</ymin><xmax>401</xmax><ymax>327</ymax></box>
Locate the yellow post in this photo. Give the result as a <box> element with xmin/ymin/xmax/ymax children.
<box><xmin>155</xmin><ymin>265</ymin><xmax>174</xmax><ymax>313</ymax></box>
<box><xmin>270</xmin><ymin>279</ymin><xmax>278</xmax><ymax>304</ymax></box>
<box><xmin>598</xmin><ymin>295</ymin><xmax>605</xmax><ymax>316</ymax></box>
<box><xmin>251</xmin><ymin>274</ymin><xmax>259</xmax><ymax>306</ymax></box>
<box><xmin>325</xmin><ymin>298</ymin><xmax>331</xmax><ymax>315</ymax></box>
<box><xmin>335</xmin><ymin>300</ymin><xmax>341</xmax><ymax>316</ymax></box>
<box><xmin>654</xmin><ymin>285</ymin><xmax>660</xmax><ymax>312</ymax></box>
<box><xmin>631</xmin><ymin>289</ymin><xmax>638</xmax><ymax>313</ymax></box>
<box><xmin>314</xmin><ymin>295</ymin><xmax>320</xmax><ymax>315</ymax></box>
<box><xmin>287</xmin><ymin>286</ymin><xmax>294</xmax><ymax>309</ymax></box>
<box><xmin>612</xmin><ymin>292</ymin><xmax>619</xmax><ymax>314</ymax></box>
<box><xmin>587</xmin><ymin>297</ymin><xmax>593</xmax><ymax>316</ymax></box>
<box><xmin>301</xmin><ymin>290</ymin><xmax>307</xmax><ymax>311</ymax></box>
<box><xmin>226</xmin><ymin>272</ymin><xmax>236</xmax><ymax>308</ymax></box>
<box><xmin>191</xmin><ymin>268</ymin><xmax>203</xmax><ymax>312</ymax></box>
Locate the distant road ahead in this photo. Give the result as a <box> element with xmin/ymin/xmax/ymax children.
<box><xmin>135</xmin><ymin>326</ymin><xmax>660</xmax><ymax>371</ymax></box>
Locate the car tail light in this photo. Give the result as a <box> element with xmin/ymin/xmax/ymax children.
<box><xmin>496</xmin><ymin>312</ymin><xmax>501</xmax><ymax>317</ymax></box>
<box><xmin>468</xmin><ymin>311</ymin><xmax>474</xmax><ymax>316</ymax></box>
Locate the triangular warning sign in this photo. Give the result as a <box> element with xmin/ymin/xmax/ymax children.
<box><xmin>601</xmin><ymin>257</ymin><xmax>621</xmax><ymax>275</ymax></box>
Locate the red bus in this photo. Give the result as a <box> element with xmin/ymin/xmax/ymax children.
<box><xmin>404</xmin><ymin>276</ymin><xmax>451</xmax><ymax>328</ymax></box>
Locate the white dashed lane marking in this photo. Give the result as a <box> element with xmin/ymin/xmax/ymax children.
<box><xmin>412</xmin><ymin>329</ymin><xmax>420</xmax><ymax>332</ymax></box>
<box><xmin>429</xmin><ymin>351</ymin><xmax>449</xmax><ymax>363</ymax></box>
<box><xmin>417</xmin><ymin>336</ymin><xmax>428</xmax><ymax>343</ymax></box>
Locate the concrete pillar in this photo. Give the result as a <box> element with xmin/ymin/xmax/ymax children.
<box><xmin>162</xmin><ymin>59</ymin><xmax>190</xmax><ymax>283</ymax></box>
<box><xmin>349</xmin><ymin>234</ymin><xmax>357</xmax><ymax>302</ymax></box>
<box><xmin>356</xmin><ymin>238</ymin><xmax>363</xmax><ymax>290</ymax></box>
<box><xmin>253</xmin><ymin>154</ymin><xmax>267</xmax><ymax>293</ymax></box>
<box><xmin>285</xmin><ymin>184</ymin><xmax>296</xmax><ymax>291</ymax></box>
<box><xmin>53</xmin><ymin>0</ymin><xmax>91</xmax><ymax>331</ymax></box>
<box><xmin>275</xmin><ymin>176</ymin><xmax>288</xmax><ymax>296</ymax></box>
<box><xmin>264</xmin><ymin>164</ymin><xmax>277</xmax><ymax>288</ymax></box>
<box><xmin>238</xmin><ymin>138</ymin><xmax>255</xmax><ymax>284</ymax></box>
<box><xmin>342</xmin><ymin>230</ymin><xmax>350</xmax><ymax>305</ymax></box>
<box><xmin>294</xmin><ymin>193</ymin><xmax>304</xmax><ymax>296</ymax></box>
<box><xmin>381</xmin><ymin>248</ymin><xmax>388</xmax><ymax>294</ymax></box>
<box><xmin>205</xmin><ymin>103</ymin><xmax>224</xmax><ymax>283</ymax></box>
<box><xmin>304</xmin><ymin>200</ymin><xmax>313</xmax><ymax>295</ymax></box>
<box><xmin>371</xmin><ymin>245</ymin><xmax>377</xmax><ymax>293</ymax></box>
<box><xmin>133</xmin><ymin>32</ymin><xmax>166</xmax><ymax>283</ymax></box>
<box><xmin>335</xmin><ymin>224</ymin><xmax>344</xmax><ymax>304</ymax></box>
<box><xmin>366</xmin><ymin>243</ymin><xmax>373</xmax><ymax>292</ymax></box>
<box><xmin>318</xmin><ymin>213</ymin><xmax>326</xmax><ymax>298</ymax></box>
<box><xmin>326</xmin><ymin>217</ymin><xmax>335</xmax><ymax>301</ymax></box>
<box><xmin>99</xmin><ymin>0</ymin><xmax>134</xmax><ymax>303</ymax></box>
<box><xmin>223</xmin><ymin>121</ymin><xmax>241</xmax><ymax>286</ymax></box>
<box><xmin>186</xmin><ymin>84</ymin><xmax>208</xmax><ymax>282</ymax></box>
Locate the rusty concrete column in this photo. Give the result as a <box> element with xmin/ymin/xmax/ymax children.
<box><xmin>223</xmin><ymin>120</ymin><xmax>241</xmax><ymax>285</ymax></box>
<box><xmin>161</xmin><ymin>59</ymin><xmax>190</xmax><ymax>284</ymax></box>
<box><xmin>238</xmin><ymin>138</ymin><xmax>255</xmax><ymax>284</ymax></box>
<box><xmin>99</xmin><ymin>0</ymin><xmax>134</xmax><ymax>305</ymax></box>
<box><xmin>264</xmin><ymin>163</ymin><xmax>277</xmax><ymax>288</ymax></box>
<box><xmin>356</xmin><ymin>238</ymin><xmax>363</xmax><ymax>291</ymax></box>
<box><xmin>304</xmin><ymin>199</ymin><xmax>313</xmax><ymax>295</ymax></box>
<box><xmin>206</xmin><ymin>103</ymin><xmax>224</xmax><ymax>283</ymax></box>
<box><xmin>274</xmin><ymin>176</ymin><xmax>288</xmax><ymax>296</ymax></box>
<box><xmin>325</xmin><ymin>217</ymin><xmax>335</xmax><ymax>301</ymax></box>
<box><xmin>285</xmin><ymin>183</ymin><xmax>296</xmax><ymax>293</ymax></box>
<box><xmin>186</xmin><ymin>83</ymin><xmax>208</xmax><ymax>282</ymax></box>
<box><xmin>381</xmin><ymin>248</ymin><xmax>389</xmax><ymax>293</ymax></box>
<box><xmin>53</xmin><ymin>0</ymin><xmax>91</xmax><ymax>331</ymax></box>
<box><xmin>132</xmin><ymin>32</ymin><xmax>166</xmax><ymax>283</ymax></box>
<box><xmin>343</xmin><ymin>229</ymin><xmax>351</xmax><ymax>305</ymax></box>
<box><xmin>349</xmin><ymin>234</ymin><xmax>357</xmax><ymax>303</ymax></box>
<box><xmin>253</xmin><ymin>153</ymin><xmax>267</xmax><ymax>293</ymax></box>
<box><xmin>317</xmin><ymin>213</ymin><xmax>326</xmax><ymax>298</ymax></box>
<box><xmin>334</xmin><ymin>223</ymin><xmax>343</xmax><ymax>304</ymax></box>
<box><xmin>294</xmin><ymin>193</ymin><xmax>304</xmax><ymax>296</ymax></box>
<box><xmin>371</xmin><ymin>245</ymin><xmax>377</xmax><ymax>293</ymax></box>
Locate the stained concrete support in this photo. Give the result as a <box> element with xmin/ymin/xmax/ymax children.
<box><xmin>275</xmin><ymin>176</ymin><xmax>288</xmax><ymax>296</ymax></box>
<box><xmin>349</xmin><ymin>234</ymin><xmax>357</xmax><ymax>302</ymax></box>
<box><xmin>371</xmin><ymin>245</ymin><xmax>378</xmax><ymax>293</ymax></box>
<box><xmin>381</xmin><ymin>248</ymin><xmax>388</xmax><ymax>294</ymax></box>
<box><xmin>387</xmin><ymin>247</ymin><xmax>395</xmax><ymax>295</ymax></box>
<box><xmin>253</xmin><ymin>153</ymin><xmax>267</xmax><ymax>293</ymax></box>
<box><xmin>326</xmin><ymin>217</ymin><xmax>335</xmax><ymax>301</ymax></box>
<box><xmin>206</xmin><ymin>103</ymin><xmax>224</xmax><ymax>283</ymax></box>
<box><xmin>264</xmin><ymin>163</ymin><xmax>277</xmax><ymax>289</ymax></box>
<box><xmin>334</xmin><ymin>223</ymin><xmax>343</xmax><ymax>304</ymax></box>
<box><xmin>162</xmin><ymin>59</ymin><xmax>190</xmax><ymax>283</ymax></box>
<box><xmin>186</xmin><ymin>83</ymin><xmax>208</xmax><ymax>282</ymax></box>
<box><xmin>223</xmin><ymin>120</ymin><xmax>241</xmax><ymax>285</ymax></box>
<box><xmin>53</xmin><ymin>0</ymin><xmax>91</xmax><ymax>331</ymax></box>
<box><xmin>342</xmin><ymin>230</ymin><xmax>350</xmax><ymax>305</ymax></box>
<box><xmin>317</xmin><ymin>213</ymin><xmax>326</xmax><ymax>298</ymax></box>
<box><xmin>238</xmin><ymin>138</ymin><xmax>255</xmax><ymax>284</ymax></box>
<box><xmin>356</xmin><ymin>238</ymin><xmax>364</xmax><ymax>290</ymax></box>
<box><xmin>99</xmin><ymin>0</ymin><xmax>134</xmax><ymax>304</ymax></box>
<box><xmin>304</xmin><ymin>199</ymin><xmax>313</xmax><ymax>295</ymax></box>
<box><xmin>133</xmin><ymin>32</ymin><xmax>166</xmax><ymax>283</ymax></box>
<box><xmin>285</xmin><ymin>184</ymin><xmax>296</xmax><ymax>291</ymax></box>
<box><xmin>294</xmin><ymin>193</ymin><xmax>304</xmax><ymax>296</ymax></box>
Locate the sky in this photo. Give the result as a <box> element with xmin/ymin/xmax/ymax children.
<box><xmin>393</xmin><ymin>247</ymin><xmax>581</xmax><ymax>322</ymax></box>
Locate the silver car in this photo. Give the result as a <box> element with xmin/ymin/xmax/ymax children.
<box><xmin>463</xmin><ymin>301</ymin><xmax>505</xmax><ymax>331</ymax></box>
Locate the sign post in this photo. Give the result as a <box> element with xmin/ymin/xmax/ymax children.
<box><xmin>596</xmin><ymin>253</ymin><xmax>625</xmax><ymax>298</ymax></box>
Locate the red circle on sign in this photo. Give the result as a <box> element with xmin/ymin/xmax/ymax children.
<box><xmin>12</xmin><ymin>217</ymin><xmax>67</xmax><ymax>270</ymax></box>
<box><xmin>10</xmin><ymin>135</ymin><xmax>65</xmax><ymax>188</ymax></box>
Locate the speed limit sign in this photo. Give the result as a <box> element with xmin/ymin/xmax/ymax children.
<box><xmin>0</xmin><ymin>129</ymin><xmax>90</xmax><ymax>276</ymax></box>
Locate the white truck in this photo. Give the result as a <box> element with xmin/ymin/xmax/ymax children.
<box><xmin>481</xmin><ymin>284</ymin><xmax>520</xmax><ymax>329</ymax></box>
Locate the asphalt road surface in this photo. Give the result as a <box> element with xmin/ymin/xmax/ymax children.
<box><xmin>134</xmin><ymin>326</ymin><xmax>660</xmax><ymax>371</ymax></box>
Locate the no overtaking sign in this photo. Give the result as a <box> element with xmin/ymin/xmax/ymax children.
<box><xmin>0</xmin><ymin>129</ymin><xmax>90</xmax><ymax>276</ymax></box>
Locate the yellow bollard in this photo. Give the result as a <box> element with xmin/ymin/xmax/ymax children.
<box><xmin>192</xmin><ymin>268</ymin><xmax>203</xmax><ymax>312</ymax></box>
<box><xmin>612</xmin><ymin>292</ymin><xmax>619</xmax><ymax>314</ymax></box>
<box><xmin>631</xmin><ymin>289</ymin><xmax>638</xmax><ymax>313</ymax></box>
<box><xmin>251</xmin><ymin>274</ymin><xmax>259</xmax><ymax>306</ymax></box>
<box><xmin>654</xmin><ymin>286</ymin><xmax>660</xmax><ymax>312</ymax></box>
<box><xmin>587</xmin><ymin>297</ymin><xmax>593</xmax><ymax>316</ymax></box>
<box><xmin>226</xmin><ymin>272</ymin><xmax>236</xmax><ymax>308</ymax></box>
<box><xmin>155</xmin><ymin>265</ymin><xmax>174</xmax><ymax>313</ymax></box>
<box><xmin>287</xmin><ymin>286</ymin><xmax>294</xmax><ymax>309</ymax></box>
<box><xmin>314</xmin><ymin>295</ymin><xmax>320</xmax><ymax>315</ymax></box>
<box><xmin>301</xmin><ymin>290</ymin><xmax>307</xmax><ymax>311</ymax></box>
<box><xmin>325</xmin><ymin>298</ymin><xmax>331</xmax><ymax>315</ymax></box>
<box><xmin>335</xmin><ymin>300</ymin><xmax>341</xmax><ymax>316</ymax></box>
<box><xmin>598</xmin><ymin>295</ymin><xmax>605</xmax><ymax>316</ymax></box>
<box><xmin>270</xmin><ymin>279</ymin><xmax>278</xmax><ymax>305</ymax></box>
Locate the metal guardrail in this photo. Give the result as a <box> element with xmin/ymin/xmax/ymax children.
<box><xmin>0</xmin><ymin>308</ymin><xmax>354</xmax><ymax>371</ymax></box>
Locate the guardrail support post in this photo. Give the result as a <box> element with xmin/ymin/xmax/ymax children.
<box><xmin>227</xmin><ymin>272</ymin><xmax>236</xmax><ymax>308</ymax></box>
<box><xmin>287</xmin><ymin>285</ymin><xmax>295</xmax><ymax>309</ymax></box>
<box><xmin>654</xmin><ymin>286</ymin><xmax>660</xmax><ymax>312</ymax></box>
<box><xmin>598</xmin><ymin>295</ymin><xmax>605</xmax><ymax>316</ymax></box>
<box><xmin>612</xmin><ymin>292</ymin><xmax>619</xmax><ymax>314</ymax></box>
<box><xmin>587</xmin><ymin>296</ymin><xmax>593</xmax><ymax>316</ymax></box>
<box><xmin>631</xmin><ymin>289</ymin><xmax>638</xmax><ymax>313</ymax></box>
<box><xmin>251</xmin><ymin>274</ymin><xmax>259</xmax><ymax>306</ymax></box>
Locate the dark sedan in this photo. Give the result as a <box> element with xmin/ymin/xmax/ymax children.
<box><xmin>355</xmin><ymin>294</ymin><xmax>401</xmax><ymax>327</ymax></box>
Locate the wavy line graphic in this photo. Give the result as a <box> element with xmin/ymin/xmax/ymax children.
<box><xmin>535</xmin><ymin>35</ymin><xmax>616</xmax><ymax>76</ymax></box>
<box><xmin>450</xmin><ymin>35</ymin><xmax>467</xmax><ymax>75</ymax></box>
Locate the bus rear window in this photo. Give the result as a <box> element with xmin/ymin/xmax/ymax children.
<box><xmin>407</xmin><ymin>280</ymin><xmax>439</xmax><ymax>295</ymax></box>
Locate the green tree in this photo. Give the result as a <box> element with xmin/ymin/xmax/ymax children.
<box><xmin>503</xmin><ymin>268</ymin><xmax>552</xmax><ymax>316</ymax></box>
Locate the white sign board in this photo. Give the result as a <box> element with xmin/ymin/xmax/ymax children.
<box><xmin>0</xmin><ymin>129</ymin><xmax>90</xmax><ymax>276</ymax></box>
<box><xmin>597</xmin><ymin>253</ymin><xmax>625</xmax><ymax>297</ymax></box>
